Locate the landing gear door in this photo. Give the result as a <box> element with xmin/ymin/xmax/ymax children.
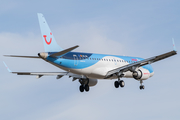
<box><xmin>73</xmin><ymin>55</ymin><xmax>78</xmax><ymax>66</ymax></box>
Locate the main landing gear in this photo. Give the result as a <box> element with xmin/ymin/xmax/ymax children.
<box><xmin>79</xmin><ymin>84</ymin><xmax>89</xmax><ymax>92</ymax></box>
<box><xmin>114</xmin><ymin>78</ymin><xmax>125</xmax><ymax>88</ymax></box>
<box><xmin>139</xmin><ymin>80</ymin><xmax>145</xmax><ymax>90</ymax></box>
<box><xmin>79</xmin><ymin>78</ymin><xmax>90</xmax><ymax>92</ymax></box>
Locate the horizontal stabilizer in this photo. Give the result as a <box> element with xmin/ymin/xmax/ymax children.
<box><xmin>4</xmin><ymin>55</ymin><xmax>40</xmax><ymax>58</ymax></box>
<box><xmin>49</xmin><ymin>45</ymin><xmax>79</xmax><ymax>58</ymax></box>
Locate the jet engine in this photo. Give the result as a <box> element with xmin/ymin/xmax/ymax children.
<box><xmin>89</xmin><ymin>79</ymin><xmax>98</xmax><ymax>87</ymax></box>
<box><xmin>132</xmin><ymin>68</ymin><xmax>150</xmax><ymax>80</ymax></box>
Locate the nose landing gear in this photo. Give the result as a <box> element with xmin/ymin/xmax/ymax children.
<box><xmin>139</xmin><ymin>80</ymin><xmax>145</xmax><ymax>90</ymax></box>
<box><xmin>140</xmin><ymin>85</ymin><xmax>145</xmax><ymax>90</ymax></box>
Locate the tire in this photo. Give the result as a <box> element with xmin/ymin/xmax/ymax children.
<box><xmin>85</xmin><ymin>85</ymin><xmax>90</xmax><ymax>92</ymax></box>
<box><xmin>79</xmin><ymin>85</ymin><xmax>84</xmax><ymax>92</ymax></box>
<box><xmin>140</xmin><ymin>85</ymin><xmax>145</xmax><ymax>90</ymax></box>
<box><xmin>119</xmin><ymin>80</ymin><xmax>125</xmax><ymax>87</ymax></box>
<box><xmin>114</xmin><ymin>81</ymin><xmax>119</xmax><ymax>88</ymax></box>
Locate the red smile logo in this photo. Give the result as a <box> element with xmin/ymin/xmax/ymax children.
<box><xmin>43</xmin><ymin>32</ymin><xmax>52</xmax><ymax>45</ymax></box>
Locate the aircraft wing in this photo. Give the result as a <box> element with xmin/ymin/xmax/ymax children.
<box><xmin>3</xmin><ymin>62</ymin><xmax>82</xmax><ymax>80</ymax></box>
<box><xmin>13</xmin><ymin>72</ymin><xmax>82</xmax><ymax>80</ymax></box>
<box><xmin>105</xmin><ymin>50</ymin><xmax>177</xmax><ymax>78</ymax></box>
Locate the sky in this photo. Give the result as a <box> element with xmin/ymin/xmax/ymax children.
<box><xmin>0</xmin><ymin>0</ymin><xmax>180</xmax><ymax>120</ymax></box>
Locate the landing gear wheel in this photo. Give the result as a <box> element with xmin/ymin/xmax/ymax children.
<box><xmin>114</xmin><ymin>81</ymin><xmax>119</xmax><ymax>88</ymax></box>
<box><xmin>79</xmin><ymin>85</ymin><xmax>84</xmax><ymax>92</ymax></box>
<box><xmin>139</xmin><ymin>85</ymin><xmax>145</xmax><ymax>90</ymax></box>
<box><xmin>84</xmin><ymin>85</ymin><xmax>89</xmax><ymax>92</ymax></box>
<box><xmin>119</xmin><ymin>80</ymin><xmax>125</xmax><ymax>87</ymax></box>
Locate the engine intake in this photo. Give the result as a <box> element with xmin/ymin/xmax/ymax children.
<box><xmin>133</xmin><ymin>70</ymin><xmax>142</xmax><ymax>79</ymax></box>
<box><xmin>132</xmin><ymin>68</ymin><xmax>150</xmax><ymax>80</ymax></box>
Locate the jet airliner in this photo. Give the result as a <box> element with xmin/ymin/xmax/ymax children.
<box><xmin>4</xmin><ymin>13</ymin><xmax>177</xmax><ymax>92</ymax></box>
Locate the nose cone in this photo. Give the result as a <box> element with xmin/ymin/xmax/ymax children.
<box><xmin>38</xmin><ymin>52</ymin><xmax>48</xmax><ymax>59</ymax></box>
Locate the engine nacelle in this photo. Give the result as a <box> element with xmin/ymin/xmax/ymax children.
<box><xmin>89</xmin><ymin>79</ymin><xmax>98</xmax><ymax>87</ymax></box>
<box><xmin>132</xmin><ymin>68</ymin><xmax>150</xmax><ymax>80</ymax></box>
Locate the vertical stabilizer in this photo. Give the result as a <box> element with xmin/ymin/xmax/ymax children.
<box><xmin>37</xmin><ymin>13</ymin><xmax>63</xmax><ymax>52</ymax></box>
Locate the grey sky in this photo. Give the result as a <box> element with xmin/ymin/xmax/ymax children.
<box><xmin>1</xmin><ymin>0</ymin><xmax>180</xmax><ymax>120</ymax></box>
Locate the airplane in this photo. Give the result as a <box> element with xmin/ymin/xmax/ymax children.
<box><xmin>3</xmin><ymin>13</ymin><xmax>177</xmax><ymax>92</ymax></box>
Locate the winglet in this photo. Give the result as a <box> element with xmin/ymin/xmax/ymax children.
<box><xmin>172</xmin><ymin>38</ymin><xmax>177</xmax><ymax>52</ymax></box>
<box><xmin>3</xmin><ymin>61</ymin><xmax>12</xmax><ymax>73</ymax></box>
